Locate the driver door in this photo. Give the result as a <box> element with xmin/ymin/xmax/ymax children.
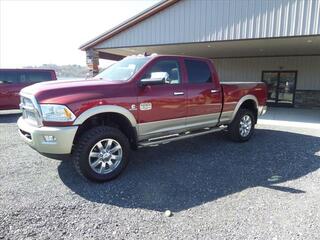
<box><xmin>137</xmin><ymin>57</ymin><xmax>187</xmax><ymax>140</ymax></box>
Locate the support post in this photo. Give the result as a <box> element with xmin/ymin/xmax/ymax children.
<box><xmin>86</xmin><ymin>49</ymin><xmax>99</xmax><ymax>77</ymax></box>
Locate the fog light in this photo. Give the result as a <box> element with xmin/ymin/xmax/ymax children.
<box><xmin>43</xmin><ymin>135</ymin><xmax>57</xmax><ymax>143</ymax></box>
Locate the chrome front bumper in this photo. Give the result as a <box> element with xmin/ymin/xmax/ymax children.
<box><xmin>258</xmin><ymin>105</ymin><xmax>267</xmax><ymax>116</ymax></box>
<box><xmin>17</xmin><ymin>117</ymin><xmax>78</xmax><ymax>154</ymax></box>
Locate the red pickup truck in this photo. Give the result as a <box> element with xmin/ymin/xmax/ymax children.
<box><xmin>18</xmin><ymin>54</ymin><xmax>267</xmax><ymax>182</ymax></box>
<box><xmin>0</xmin><ymin>69</ymin><xmax>56</xmax><ymax>110</ymax></box>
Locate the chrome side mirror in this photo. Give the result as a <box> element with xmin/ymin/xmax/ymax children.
<box><xmin>140</xmin><ymin>72</ymin><xmax>168</xmax><ymax>86</ymax></box>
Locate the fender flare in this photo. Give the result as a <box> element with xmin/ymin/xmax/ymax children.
<box><xmin>73</xmin><ymin>105</ymin><xmax>137</xmax><ymax>127</ymax></box>
<box><xmin>230</xmin><ymin>95</ymin><xmax>258</xmax><ymax>122</ymax></box>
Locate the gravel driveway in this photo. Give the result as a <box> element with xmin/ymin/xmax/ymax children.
<box><xmin>1</xmin><ymin>113</ymin><xmax>320</xmax><ymax>240</ymax></box>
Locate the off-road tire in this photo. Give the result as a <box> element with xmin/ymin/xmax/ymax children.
<box><xmin>228</xmin><ymin>108</ymin><xmax>255</xmax><ymax>142</ymax></box>
<box><xmin>72</xmin><ymin>126</ymin><xmax>130</xmax><ymax>182</ymax></box>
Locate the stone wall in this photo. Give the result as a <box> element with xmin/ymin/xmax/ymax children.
<box><xmin>295</xmin><ymin>90</ymin><xmax>320</xmax><ymax>108</ymax></box>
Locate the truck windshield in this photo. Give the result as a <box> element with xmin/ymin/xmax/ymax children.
<box><xmin>95</xmin><ymin>57</ymin><xmax>149</xmax><ymax>81</ymax></box>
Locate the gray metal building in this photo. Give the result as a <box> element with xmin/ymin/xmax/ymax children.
<box><xmin>80</xmin><ymin>0</ymin><xmax>320</xmax><ymax>108</ymax></box>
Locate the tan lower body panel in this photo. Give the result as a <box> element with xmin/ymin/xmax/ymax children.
<box><xmin>18</xmin><ymin>117</ymin><xmax>78</xmax><ymax>154</ymax></box>
<box><xmin>137</xmin><ymin>113</ymin><xmax>221</xmax><ymax>141</ymax></box>
<box><xmin>138</xmin><ymin>105</ymin><xmax>266</xmax><ymax>141</ymax></box>
<box><xmin>219</xmin><ymin>111</ymin><xmax>233</xmax><ymax>124</ymax></box>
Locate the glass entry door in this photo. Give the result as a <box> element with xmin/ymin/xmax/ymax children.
<box><xmin>262</xmin><ymin>71</ymin><xmax>297</xmax><ymax>106</ymax></box>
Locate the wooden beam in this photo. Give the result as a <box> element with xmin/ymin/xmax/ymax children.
<box><xmin>98</xmin><ymin>52</ymin><xmax>124</xmax><ymax>61</ymax></box>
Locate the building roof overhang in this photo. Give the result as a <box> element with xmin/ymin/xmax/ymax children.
<box><xmin>97</xmin><ymin>35</ymin><xmax>320</xmax><ymax>59</ymax></box>
<box><xmin>79</xmin><ymin>0</ymin><xmax>179</xmax><ymax>51</ymax></box>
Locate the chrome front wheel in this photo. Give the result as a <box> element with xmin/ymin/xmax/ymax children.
<box><xmin>89</xmin><ymin>139</ymin><xmax>123</xmax><ymax>175</ymax></box>
<box><xmin>72</xmin><ymin>126</ymin><xmax>130</xmax><ymax>182</ymax></box>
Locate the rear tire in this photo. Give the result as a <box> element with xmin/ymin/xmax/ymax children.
<box><xmin>228</xmin><ymin>108</ymin><xmax>255</xmax><ymax>142</ymax></box>
<box><xmin>72</xmin><ymin>126</ymin><xmax>130</xmax><ymax>182</ymax></box>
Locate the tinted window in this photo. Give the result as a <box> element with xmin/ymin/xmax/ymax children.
<box><xmin>19</xmin><ymin>71</ymin><xmax>52</xmax><ymax>83</ymax></box>
<box><xmin>185</xmin><ymin>59</ymin><xmax>212</xmax><ymax>84</ymax></box>
<box><xmin>0</xmin><ymin>70</ymin><xmax>53</xmax><ymax>84</ymax></box>
<box><xmin>143</xmin><ymin>60</ymin><xmax>181</xmax><ymax>84</ymax></box>
<box><xmin>0</xmin><ymin>71</ymin><xmax>18</xmax><ymax>84</ymax></box>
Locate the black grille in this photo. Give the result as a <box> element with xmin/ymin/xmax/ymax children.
<box><xmin>19</xmin><ymin>129</ymin><xmax>32</xmax><ymax>140</ymax></box>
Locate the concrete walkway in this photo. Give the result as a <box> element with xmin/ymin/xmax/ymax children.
<box><xmin>258</xmin><ymin>107</ymin><xmax>320</xmax><ymax>129</ymax></box>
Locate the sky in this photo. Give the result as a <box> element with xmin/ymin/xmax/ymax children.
<box><xmin>0</xmin><ymin>0</ymin><xmax>159</xmax><ymax>68</ymax></box>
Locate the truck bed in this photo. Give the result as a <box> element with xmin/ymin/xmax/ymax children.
<box><xmin>219</xmin><ymin>81</ymin><xmax>267</xmax><ymax>124</ymax></box>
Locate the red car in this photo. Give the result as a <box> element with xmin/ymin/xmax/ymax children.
<box><xmin>0</xmin><ymin>69</ymin><xmax>56</xmax><ymax>110</ymax></box>
<box><xmin>17</xmin><ymin>54</ymin><xmax>267</xmax><ymax>182</ymax></box>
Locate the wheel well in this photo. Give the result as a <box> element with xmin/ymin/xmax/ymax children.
<box><xmin>239</xmin><ymin>100</ymin><xmax>258</xmax><ymax>123</ymax></box>
<box><xmin>73</xmin><ymin>112</ymin><xmax>137</xmax><ymax>149</ymax></box>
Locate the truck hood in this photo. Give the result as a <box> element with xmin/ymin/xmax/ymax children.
<box><xmin>20</xmin><ymin>78</ymin><xmax>127</xmax><ymax>105</ymax></box>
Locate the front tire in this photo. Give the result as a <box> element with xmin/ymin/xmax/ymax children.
<box><xmin>72</xmin><ymin>126</ymin><xmax>130</xmax><ymax>182</ymax></box>
<box><xmin>228</xmin><ymin>108</ymin><xmax>255</xmax><ymax>142</ymax></box>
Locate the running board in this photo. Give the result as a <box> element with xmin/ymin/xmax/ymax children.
<box><xmin>138</xmin><ymin>126</ymin><xmax>227</xmax><ymax>148</ymax></box>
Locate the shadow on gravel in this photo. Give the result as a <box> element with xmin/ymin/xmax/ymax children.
<box><xmin>58</xmin><ymin>129</ymin><xmax>320</xmax><ymax>212</ymax></box>
<box><xmin>0</xmin><ymin>113</ymin><xmax>21</xmax><ymax>123</ymax></box>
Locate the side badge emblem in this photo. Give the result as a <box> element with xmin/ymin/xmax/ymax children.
<box><xmin>140</xmin><ymin>103</ymin><xmax>152</xmax><ymax>111</ymax></box>
<box><xmin>129</xmin><ymin>104</ymin><xmax>137</xmax><ymax>111</ymax></box>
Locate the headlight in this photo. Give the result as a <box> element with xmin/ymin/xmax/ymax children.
<box><xmin>40</xmin><ymin>104</ymin><xmax>76</xmax><ymax>122</ymax></box>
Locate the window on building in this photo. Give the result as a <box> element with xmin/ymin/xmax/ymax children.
<box><xmin>185</xmin><ymin>59</ymin><xmax>212</xmax><ymax>84</ymax></box>
<box><xmin>262</xmin><ymin>71</ymin><xmax>297</xmax><ymax>106</ymax></box>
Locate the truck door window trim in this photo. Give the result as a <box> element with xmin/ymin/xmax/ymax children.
<box><xmin>184</xmin><ymin>59</ymin><xmax>213</xmax><ymax>84</ymax></box>
<box><xmin>140</xmin><ymin>59</ymin><xmax>182</xmax><ymax>85</ymax></box>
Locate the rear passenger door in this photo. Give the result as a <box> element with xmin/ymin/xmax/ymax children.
<box><xmin>184</xmin><ymin>59</ymin><xmax>222</xmax><ymax>129</ymax></box>
<box><xmin>0</xmin><ymin>71</ymin><xmax>22</xmax><ymax>110</ymax></box>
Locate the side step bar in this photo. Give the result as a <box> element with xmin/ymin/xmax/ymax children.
<box><xmin>138</xmin><ymin>126</ymin><xmax>227</xmax><ymax>148</ymax></box>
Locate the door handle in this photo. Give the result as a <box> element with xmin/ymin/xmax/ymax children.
<box><xmin>173</xmin><ymin>92</ymin><xmax>184</xmax><ymax>96</ymax></box>
<box><xmin>211</xmin><ymin>89</ymin><xmax>220</xmax><ymax>93</ymax></box>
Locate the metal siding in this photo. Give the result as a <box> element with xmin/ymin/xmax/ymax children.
<box><xmin>95</xmin><ymin>0</ymin><xmax>320</xmax><ymax>49</ymax></box>
<box><xmin>282</xmin><ymin>0</ymin><xmax>290</xmax><ymax>36</ymax></box>
<box><xmin>214</xmin><ymin>56</ymin><xmax>320</xmax><ymax>90</ymax></box>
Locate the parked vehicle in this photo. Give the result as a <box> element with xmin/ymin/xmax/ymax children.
<box><xmin>17</xmin><ymin>54</ymin><xmax>267</xmax><ymax>182</ymax></box>
<box><xmin>0</xmin><ymin>69</ymin><xmax>56</xmax><ymax>110</ymax></box>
